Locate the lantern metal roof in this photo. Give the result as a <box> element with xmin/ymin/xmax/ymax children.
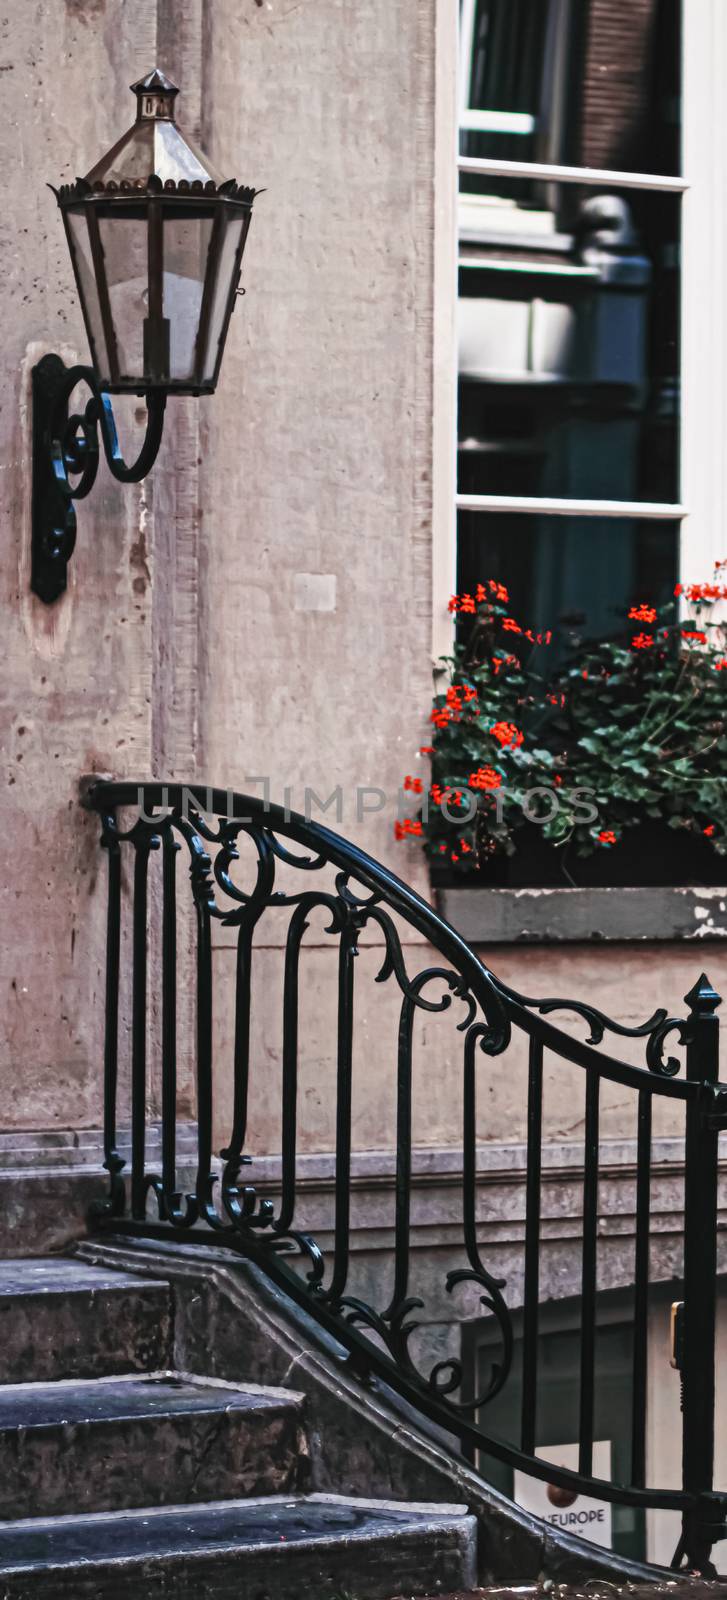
<box><xmin>82</xmin><ymin>69</ymin><xmax>226</xmax><ymax>192</ymax></box>
<box><xmin>54</xmin><ymin>69</ymin><xmax>255</xmax><ymax>203</ymax></box>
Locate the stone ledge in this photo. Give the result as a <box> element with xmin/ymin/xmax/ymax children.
<box><xmin>2</xmin><ymin>1132</ymin><xmax>724</xmax><ymax>1284</ymax></box>
<box><xmin>437</xmin><ymin>885</ymin><xmax>727</xmax><ymax>944</ymax></box>
<box><xmin>0</xmin><ymin>1125</ymin><xmax>196</xmax><ymax>1257</ymax></box>
<box><xmin>0</xmin><ymin>1122</ymin><xmax>198</xmax><ymax>1173</ymax></box>
<box><xmin>245</xmin><ymin>1136</ymin><xmax>727</xmax><ymax>1189</ymax></box>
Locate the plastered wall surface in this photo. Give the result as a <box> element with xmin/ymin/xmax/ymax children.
<box><xmin>0</xmin><ymin>0</ymin><xmax>725</xmax><ymax>1154</ymax></box>
<box><xmin>0</xmin><ymin>3</ymin><xmax>161</xmax><ymax>1129</ymax></box>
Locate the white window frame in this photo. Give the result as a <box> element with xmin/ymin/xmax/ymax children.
<box><xmin>432</xmin><ymin>0</ymin><xmax>724</xmax><ymax>662</ymax></box>
<box><xmin>458</xmin><ymin>0</ymin><xmax>537</xmax><ymax>137</ymax></box>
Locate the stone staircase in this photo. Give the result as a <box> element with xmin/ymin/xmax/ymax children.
<box><xmin>0</xmin><ymin>1258</ymin><xmax>476</xmax><ymax>1598</ymax></box>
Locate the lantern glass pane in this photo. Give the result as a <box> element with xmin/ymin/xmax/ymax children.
<box><xmin>162</xmin><ymin>211</ymin><xmax>214</xmax><ymax>381</ymax></box>
<box><xmin>202</xmin><ymin>212</ymin><xmax>245</xmax><ymax>382</ymax></box>
<box><xmin>66</xmin><ymin>210</ymin><xmax>109</xmax><ymax>384</ymax></box>
<box><xmin>97</xmin><ymin>213</ymin><xmax>148</xmax><ymax>380</ymax></box>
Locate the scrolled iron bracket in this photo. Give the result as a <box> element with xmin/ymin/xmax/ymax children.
<box><xmin>31</xmin><ymin>352</ymin><xmax>167</xmax><ymax>603</ymax></box>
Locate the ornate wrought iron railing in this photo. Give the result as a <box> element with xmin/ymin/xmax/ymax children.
<box><xmin>83</xmin><ymin>780</ymin><xmax>727</xmax><ymax>1575</ymax></box>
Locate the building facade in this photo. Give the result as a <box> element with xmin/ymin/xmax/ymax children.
<box><xmin>0</xmin><ymin>0</ymin><xmax>725</xmax><ymax>1571</ymax></box>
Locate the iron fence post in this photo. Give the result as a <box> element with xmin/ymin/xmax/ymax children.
<box><xmin>679</xmin><ymin>973</ymin><xmax>724</xmax><ymax>1574</ymax></box>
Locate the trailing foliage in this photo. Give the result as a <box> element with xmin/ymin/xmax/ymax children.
<box><xmin>398</xmin><ymin>575</ymin><xmax>727</xmax><ymax>875</ymax></box>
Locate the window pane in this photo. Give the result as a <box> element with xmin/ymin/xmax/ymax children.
<box><xmin>458</xmin><ymin>182</ymin><xmax>680</xmax><ymax>504</ymax></box>
<box><xmin>65</xmin><ymin>211</ymin><xmax>109</xmax><ymax>384</ymax></box>
<box><xmin>97</xmin><ymin>214</ymin><xmax>148</xmax><ymax>380</ymax></box>
<box><xmin>163</xmin><ymin>212</ymin><xmax>213</xmax><ymax>381</ymax></box>
<box><xmin>463</xmin><ymin>0</ymin><xmax>549</xmax><ymax>144</ymax></box>
<box><xmin>202</xmin><ymin>213</ymin><xmax>245</xmax><ymax>383</ymax></box>
<box><xmin>460</xmin><ymin>0</ymin><xmax>681</xmax><ymax>179</ymax></box>
<box><xmin>456</xmin><ymin>511</ymin><xmax>678</xmax><ymax>652</ymax></box>
<box><xmin>470</xmin><ymin>1307</ymin><xmax>647</xmax><ymax>1561</ymax></box>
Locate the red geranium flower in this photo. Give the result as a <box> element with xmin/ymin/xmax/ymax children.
<box><xmin>490</xmin><ymin>720</ymin><xmax>524</xmax><ymax>748</ymax></box>
<box><xmin>468</xmin><ymin>767</ymin><xmax>502</xmax><ymax>791</ymax></box>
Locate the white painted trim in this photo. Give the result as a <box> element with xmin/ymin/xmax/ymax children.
<box><xmin>458</xmin><ymin>154</ymin><xmax>688</xmax><ymax>192</ymax></box>
<box><xmin>680</xmin><ymin>0</ymin><xmax>727</xmax><ymax>583</ymax></box>
<box><xmin>458</xmin><ymin>0</ymin><xmax>476</xmax><ymax>116</ymax></box>
<box><xmin>432</xmin><ymin>0</ymin><xmax>459</xmax><ymax>663</ymax></box>
<box><xmin>458</xmin><ymin>256</ymin><xmax>599</xmax><ymax>278</ymax></box>
<box><xmin>456</xmin><ymin>494</ymin><xmax>686</xmax><ymax>520</ymax></box>
<box><xmin>460</xmin><ymin>109</ymin><xmax>536</xmax><ymax>135</ymax></box>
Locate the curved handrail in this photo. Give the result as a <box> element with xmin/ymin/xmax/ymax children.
<box><xmin>81</xmin><ymin>778</ymin><xmax>727</xmax><ymax>1572</ymax></box>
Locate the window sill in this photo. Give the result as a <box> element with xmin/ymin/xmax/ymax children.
<box><xmin>436</xmin><ymin>884</ymin><xmax>727</xmax><ymax>944</ymax></box>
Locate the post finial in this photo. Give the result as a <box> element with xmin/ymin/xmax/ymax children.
<box><xmin>684</xmin><ymin>973</ymin><xmax>722</xmax><ymax>1016</ymax></box>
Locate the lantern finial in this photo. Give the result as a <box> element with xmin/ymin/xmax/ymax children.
<box><xmin>131</xmin><ymin>68</ymin><xmax>179</xmax><ymax>122</ymax></box>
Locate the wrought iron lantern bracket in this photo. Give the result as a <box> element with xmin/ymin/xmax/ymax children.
<box><xmin>31</xmin><ymin>353</ymin><xmax>167</xmax><ymax>603</ymax></box>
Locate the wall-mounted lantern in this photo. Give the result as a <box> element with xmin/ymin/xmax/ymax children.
<box><xmin>32</xmin><ymin>69</ymin><xmax>258</xmax><ymax>602</ymax></box>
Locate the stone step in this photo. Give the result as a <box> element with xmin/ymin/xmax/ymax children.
<box><xmin>0</xmin><ymin>1259</ymin><xmax>171</xmax><ymax>1383</ymax></box>
<box><xmin>0</xmin><ymin>1493</ymin><xmax>476</xmax><ymax>1599</ymax></box>
<box><xmin>0</xmin><ymin>1375</ymin><xmax>307</xmax><ymax>1520</ymax></box>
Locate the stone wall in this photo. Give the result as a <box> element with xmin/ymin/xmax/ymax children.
<box><xmin>0</xmin><ymin>0</ymin><xmax>437</xmax><ymax>1140</ymax></box>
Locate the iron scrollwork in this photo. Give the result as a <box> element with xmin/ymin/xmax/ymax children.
<box><xmin>31</xmin><ymin>354</ymin><xmax>167</xmax><ymax>603</ymax></box>
<box><xmin>83</xmin><ymin>781</ymin><xmax>513</xmax><ymax>1420</ymax></box>
<box><xmin>493</xmin><ymin>972</ymin><xmax>669</xmax><ymax>1062</ymax></box>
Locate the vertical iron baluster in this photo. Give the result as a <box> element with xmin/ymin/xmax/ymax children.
<box><xmin>233</xmin><ymin>923</ymin><xmax>253</xmax><ymax>1157</ymax></box>
<box><xmin>161</xmin><ymin>827</ymin><xmax>179</xmax><ymax>1217</ymax></box>
<box><xmin>326</xmin><ymin>921</ymin><xmax>357</xmax><ymax>1304</ymax></box>
<box><xmin>384</xmin><ymin>993</ymin><xmax>414</xmax><ymax>1319</ymax></box>
<box><xmin>631</xmin><ymin>1087</ymin><xmax>652</xmax><ymax>1488</ymax></box>
<box><xmin>462</xmin><ymin>1025</ymin><xmax>478</xmax><ymax>1272</ymax></box>
<box><xmin>521</xmin><ymin>1035</ymin><xmax>543</xmax><ymax>1454</ymax></box>
<box><xmin>131</xmin><ymin>831</ymin><xmax>154</xmax><ymax>1220</ymax></box>
<box><xmin>100</xmin><ymin>813</ymin><xmax>125</xmax><ymax>1214</ymax></box>
<box><xmin>579</xmin><ymin>1070</ymin><xmax>600</xmax><ymax>1476</ymax></box>
<box><xmin>277</xmin><ymin>906</ymin><xmax>307</xmax><ymax>1235</ymax></box>
<box><xmin>219</xmin><ymin>919</ymin><xmax>254</xmax><ymax>1221</ymax></box>
<box><xmin>462</xmin><ymin>1022</ymin><xmax>512</xmax><ymax>1411</ymax></box>
<box><xmin>679</xmin><ymin>975</ymin><xmax>722</xmax><ymax>1573</ymax></box>
<box><xmin>194</xmin><ymin>878</ymin><xmax>218</xmax><ymax>1226</ymax></box>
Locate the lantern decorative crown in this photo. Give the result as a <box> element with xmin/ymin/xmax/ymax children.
<box><xmin>53</xmin><ymin>69</ymin><xmax>257</xmax><ymax>394</ymax></box>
